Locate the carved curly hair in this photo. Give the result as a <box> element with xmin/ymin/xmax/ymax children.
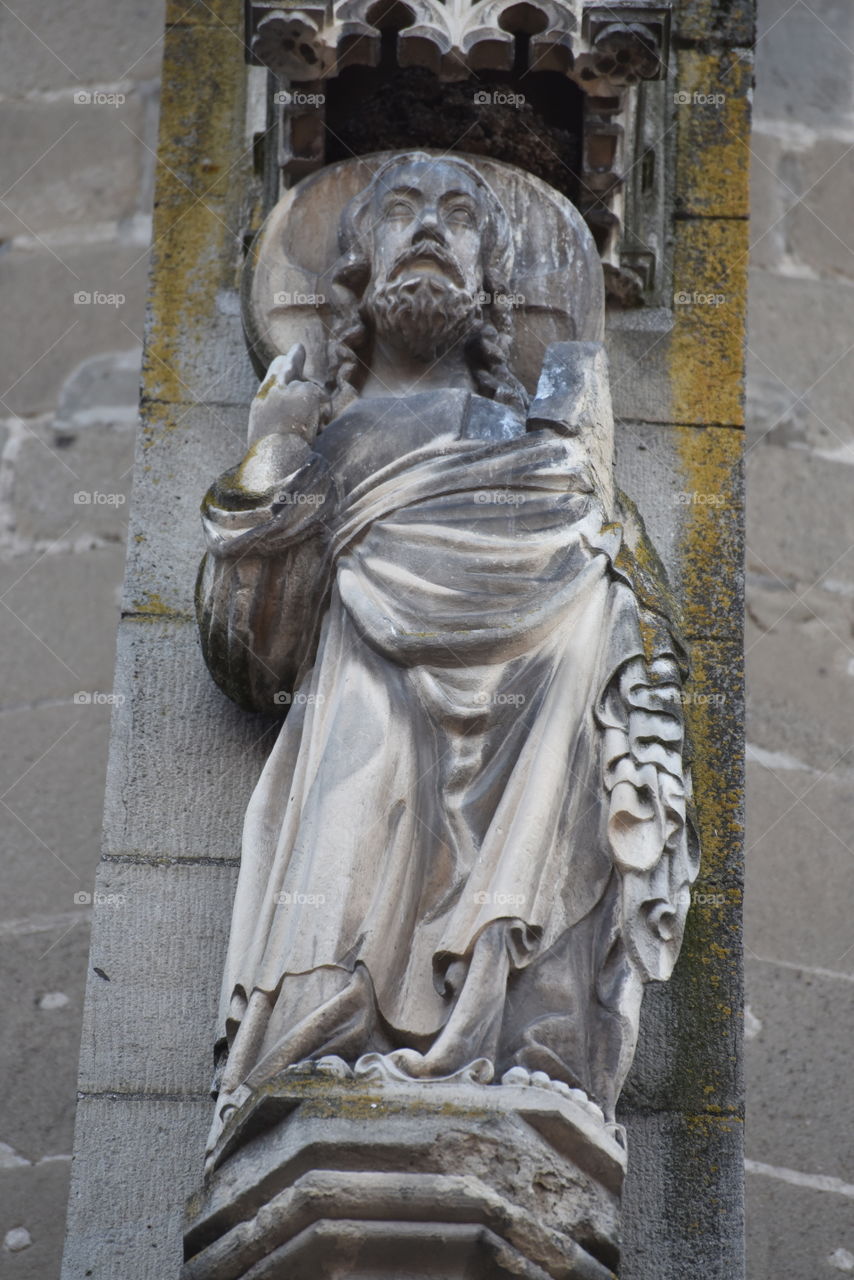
<box><xmin>322</xmin><ymin>153</ymin><xmax>529</xmax><ymax>424</ymax></box>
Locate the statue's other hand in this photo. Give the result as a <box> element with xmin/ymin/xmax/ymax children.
<box><xmin>247</xmin><ymin>343</ymin><xmax>328</xmax><ymax>446</ymax></box>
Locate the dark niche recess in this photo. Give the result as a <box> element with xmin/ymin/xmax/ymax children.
<box><xmin>324</xmin><ymin>60</ymin><xmax>583</xmax><ymax>205</ymax></box>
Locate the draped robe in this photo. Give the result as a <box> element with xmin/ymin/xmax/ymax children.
<box><xmin>196</xmin><ymin>387</ymin><xmax>699</xmax><ymax>1142</ymax></box>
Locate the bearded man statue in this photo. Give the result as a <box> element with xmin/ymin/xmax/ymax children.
<box><xmin>195</xmin><ymin>152</ymin><xmax>700</xmax><ymax>1164</ymax></box>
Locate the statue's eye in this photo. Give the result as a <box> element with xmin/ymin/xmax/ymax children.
<box><xmin>385</xmin><ymin>200</ymin><xmax>413</xmax><ymax>219</ymax></box>
<box><xmin>446</xmin><ymin>204</ymin><xmax>475</xmax><ymax>228</ymax></box>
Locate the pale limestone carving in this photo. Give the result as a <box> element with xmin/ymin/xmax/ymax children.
<box><xmin>182</xmin><ymin>1075</ymin><xmax>625</xmax><ymax>1278</ymax></box>
<box><xmin>250</xmin><ymin>0</ymin><xmax>582</xmax><ymax>81</ymax></box>
<box><xmin>247</xmin><ymin>0</ymin><xmax>670</xmax><ymax>89</ymax></box>
<box><xmin>196</xmin><ymin>153</ymin><xmax>699</xmax><ymax>1173</ymax></box>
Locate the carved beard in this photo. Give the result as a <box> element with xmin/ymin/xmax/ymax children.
<box><xmin>365</xmin><ymin>272</ymin><xmax>479</xmax><ymax>363</ymax></box>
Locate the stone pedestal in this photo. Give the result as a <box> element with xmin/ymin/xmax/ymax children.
<box><xmin>182</xmin><ymin>1074</ymin><xmax>625</xmax><ymax>1280</ymax></box>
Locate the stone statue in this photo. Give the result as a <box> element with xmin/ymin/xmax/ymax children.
<box><xmin>196</xmin><ymin>152</ymin><xmax>699</xmax><ymax>1165</ymax></box>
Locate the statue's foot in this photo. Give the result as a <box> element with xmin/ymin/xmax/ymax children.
<box><xmin>354</xmin><ymin>1050</ymin><xmax>494</xmax><ymax>1085</ymax></box>
<box><xmin>500</xmin><ymin>1066</ymin><xmax>606</xmax><ymax>1124</ymax></box>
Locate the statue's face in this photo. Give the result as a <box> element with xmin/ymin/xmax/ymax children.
<box><xmin>369</xmin><ymin>160</ymin><xmax>486</xmax><ymax>300</ymax></box>
<box><xmin>363</xmin><ymin>159</ymin><xmax>487</xmax><ymax>362</ymax></box>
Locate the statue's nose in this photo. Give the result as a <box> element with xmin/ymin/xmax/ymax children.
<box><xmin>412</xmin><ymin>211</ymin><xmax>445</xmax><ymax>245</ymax></box>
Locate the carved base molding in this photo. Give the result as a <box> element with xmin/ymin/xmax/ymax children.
<box><xmin>182</xmin><ymin>1075</ymin><xmax>624</xmax><ymax>1279</ymax></box>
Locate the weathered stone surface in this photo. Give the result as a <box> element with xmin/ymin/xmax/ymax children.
<box><xmin>54</xmin><ymin>348</ymin><xmax>142</xmax><ymax>431</ymax></box>
<box><xmin>122</xmin><ymin>402</ymin><xmax>246</xmax><ymax>618</ymax></box>
<box><xmin>1</xmin><ymin>0</ymin><xmax>165</xmax><ymax>1270</ymax></box>
<box><xmin>140</xmin><ymin>25</ymin><xmax>257</xmax><ymax>408</ymax></box>
<box><xmin>753</xmin><ymin>0</ymin><xmax>854</xmax><ymax>131</ymax></box>
<box><xmin>609</xmin><ymin>223</ymin><xmax>749</xmax><ymax>430</ymax></box>
<box><xmin>747</xmin><ymin>131</ymin><xmax>787</xmax><ymax>272</ymax></box>
<box><xmin>747</xmin><ymin>1166</ymin><xmax>854</xmax><ymax>1280</ymax></box>
<box><xmin>0</xmin><ymin>1158</ymin><xmax>72</xmax><ymax>1280</ymax></box>
<box><xmin>675</xmin><ymin>0</ymin><xmax>754</xmax><ymax>48</ymax></box>
<box><xmin>619</xmin><ymin>1110</ymin><xmax>745</xmax><ymax>1280</ymax></box>
<box><xmin>153</xmin><ymin>27</ymin><xmax>248</xmax><ymax>206</ymax></box>
<box><xmin>165</xmin><ymin>0</ymin><xmax>242</xmax><ymax>28</ymax></box>
<box><xmin>672</xmin><ymin>218</ymin><xmax>749</xmax><ymax>427</ymax></box>
<box><xmin>745</xmin><ymin>765</ymin><xmax>854</xmax><ymax>973</ymax></box>
<box><xmin>747</xmin><ymin>444</ymin><xmax>854</xmax><ymax>588</ymax></box>
<box><xmin>77</xmin><ymin>859</ymin><xmax>237</xmax><ymax>1096</ymax></box>
<box><xmin>0</xmin><ymin>922</ymin><xmax>89</xmax><ymax>1160</ymax></box>
<box><xmin>688</xmin><ymin>640</ymin><xmax>745</xmax><ymax>887</ymax></box>
<box><xmin>142</xmin><ymin>257</ymin><xmax>258</xmax><ymax>409</ymax></box>
<box><xmin>186</xmin><ymin>1079</ymin><xmax>623</xmax><ymax>1280</ymax></box>
<box><xmin>742</xmin><ymin>14</ymin><xmax>854</xmax><ymax>1255</ymax></box>
<box><xmin>745</xmin><ymin>960</ymin><xmax>854</xmax><ymax>1182</ymax></box>
<box><xmin>0</xmin><ymin>0</ymin><xmax>166</xmax><ymax>96</ymax></box>
<box><xmin>0</xmin><ymin>547</ymin><xmax>124</xmax><ymax>703</ymax></box>
<box><xmin>606</xmin><ymin>311</ymin><xmax>674</xmax><ymax>426</ymax></box>
<box><xmin>674</xmin><ymin>48</ymin><xmax>752</xmax><ymax>220</ymax></box>
<box><xmin>0</xmin><ymin>90</ymin><xmax>151</xmax><ymax>239</ymax></box>
<box><xmin>0</xmin><ymin>703</ymin><xmax>112</xmax><ymax>919</ymax></box>
<box><xmin>782</xmin><ymin>138</ymin><xmax>854</xmax><ymax>284</ymax></box>
<box><xmin>746</xmin><ymin>270</ymin><xmax>854</xmax><ymax>446</ymax></box>
<box><xmin>745</xmin><ymin>367</ymin><xmax>833</xmax><ymax>454</ymax></box>
<box><xmin>0</xmin><ymin>243</ymin><xmax>149</xmax><ymax>417</ymax></box>
<box><xmin>746</xmin><ymin>584</ymin><xmax>854</xmax><ymax>773</ymax></box>
<box><xmin>625</xmin><ymin>910</ymin><xmax>743</xmax><ymax>1117</ymax></box>
<box><xmin>12</xmin><ymin>419</ymin><xmax>135</xmax><ymax>544</ymax></box>
<box><xmin>60</xmin><ymin>1096</ymin><xmax>210</xmax><ymax>1280</ymax></box>
<box><xmin>616</xmin><ymin>424</ymin><xmax>743</xmax><ymax>641</ymax></box>
<box><xmin>102</xmin><ymin>619</ymin><xmax>277</xmax><ymax>862</ymax></box>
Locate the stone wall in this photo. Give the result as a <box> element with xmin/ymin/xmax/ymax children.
<box><xmin>2</xmin><ymin>0</ymin><xmax>852</xmax><ymax>1277</ymax></box>
<box><xmin>56</xmin><ymin>2</ymin><xmax>751</xmax><ymax>1276</ymax></box>
<box><xmin>0</xmin><ymin>3</ymin><xmax>164</xmax><ymax>1276</ymax></box>
<box><xmin>744</xmin><ymin>1</ymin><xmax>854</xmax><ymax>1275</ymax></box>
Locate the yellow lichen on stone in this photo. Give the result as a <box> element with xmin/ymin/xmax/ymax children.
<box><xmin>671</xmin><ymin>220</ymin><xmax>748</xmax><ymax>427</ymax></box>
<box><xmin>141</xmin><ymin>28</ymin><xmax>249</xmax><ymax>408</ymax></box>
<box><xmin>164</xmin><ymin>0</ymin><xmax>242</xmax><ymax>31</ymax></box>
<box><xmin>675</xmin><ymin>425</ymin><xmax>743</xmax><ymax>637</ymax></box>
<box><xmin>675</xmin><ymin>49</ymin><xmax>752</xmax><ymax>219</ymax></box>
<box><xmin>132</xmin><ymin>591</ymin><xmax>177</xmax><ymax>618</ymax></box>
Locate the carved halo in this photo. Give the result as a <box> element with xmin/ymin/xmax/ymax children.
<box><xmin>242</xmin><ymin>151</ymin><xmax>605</xmax><ymax>396</ymax></box>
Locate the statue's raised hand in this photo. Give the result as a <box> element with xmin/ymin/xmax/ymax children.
<box><xmin>247</xmin><ymin>343</ymin><xmax>328</xmax><ymax>445</ymax></box>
